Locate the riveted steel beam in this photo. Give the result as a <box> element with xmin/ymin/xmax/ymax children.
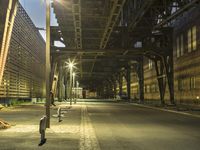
<box><xmin>100</xmin><ymin>0</ymin><xmax>126</xmax><ymax>49</ymax></box>
<box><xmin>72</xmin><ymin>0</ymin><xmax>82</xmax><ymax>49</ymax></box>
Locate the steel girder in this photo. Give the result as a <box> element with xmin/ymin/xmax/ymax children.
<box><xmin>51</xmin><ymin>0</ymin><xmax>199</xmax><ymax>91</ymax></box>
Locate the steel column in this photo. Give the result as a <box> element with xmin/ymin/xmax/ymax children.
<box><xmin>113</xmin><ymin>80</ymin><xmax>117</xmax><ymax>99</ymax></box>
<box><xmin>45</xmin><ymin>0</ymin><xmax>51</xmax><ymax>128</ymax></box>
<box><xmin>126</xmin><ymin>66</ymin><xmax>131</xmax><ymax>101</ymax></box>
<box><xmin>138</xmin><ymin>58</ymin><xmax>144</xmax><ymax>103</ymax></box>
<box><xmin>163</xmin><ymin>55</ymin><xmax>175</xmax><ymax>105</ymax></box>
<box><xmin>64</xmin><ymin>69</ymin><xmax>68</xmax><ymax>100</ymax></box>
<box><xmin>154</xmin><ymin>58</ymin><xmax>166</xmax><ymax>105</ymax></box>
<box><xmin>117</xmin><ymin>73</ymin><xmax>123</xmax><ymax>97</ymax></box>
<box><xmin>58</xmin><ymin>61</ymin><xmax>63</xmax><ymax>102</ymax></box>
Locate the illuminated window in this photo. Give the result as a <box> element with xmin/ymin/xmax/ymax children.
<box><xmin>188</xmin><ymin>29</ymin><xmax>192</xmax><ymax>52</ymax></box>
<box><xmin>146</xmin><ymin>85</ymin><xmax>150</xmax><ymax>93</ymax></box>
<box><xmin>178</xmin><ymin>79</ymin><xmax>183</xmax><ymax>91</ymax></box>
<box><xmin>149</xmin><ymin>59</ymin><xmax>153</xmax><ymax>70</ymax></box>
<box><xmin>180</xmin><ymin>34</ymin><xmax>184</xmax><ymax>56</ymax></box>
<box><xmin>192</xmin><ymin>26</ymin><xmax>196</xmax><ymax>51</ymax></box>
<box><xmin>176</xmin><ymin>37</ymin><xmax>180</xmax><ymax>57</ymax></box>
<box><xmin>134</xmin><ymin>41</ymin><xmax>142</xmax><ymax>48</ymax></box>
<box><xmin>188</xmin><ymin>25</ymin><xmax>197</xmax><ymax>52</ymax></box>
<box><xmin>178</xmin><ymin>78</ymin><xmax>191</xmax><ymax>91</ymax></box>
<box><xmin>190</xmin><ymin>76</ymin><xmax>196</xmax><ymax>90</ymax></box>
<box><xmin>150</xmin><ymin>84</ymin><xmax>156</xmax><ymax>93</ymax></box>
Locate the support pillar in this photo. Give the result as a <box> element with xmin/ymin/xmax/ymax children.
<box><xmin>118</xmin><ymin>73</ymin><xmax>123</xmax><ymax>98</ymax></box>
<box><xmin>64</xmin><ymin>70</ymin><xmax>68</xmax><ymax>100</ymax></box>
<box><xmin>163</xmin><ymin>55</ymin><xmax>175</xmax><ymax>105</ymax></box>
<box><xmin>58</xmin><ymin>61</ymin><xmax>63</xmax><ymax>102</ymax></box>
<box><xmin>138</xmin><ymin>58</ymin><xmax>144</xmax><ymax>103</ymax></box>
<box><xmin>126</xmin><ymin>66</ymin><xmax>131</xmax><ymax>101</ymax></box>
<box><xmin>113</xmin><ymin>80</ymin><xmax>117</xmax><ymax>99</ymax></box>
<box><xmin>154</xmin><ymin>58</ymin><xmax>166</xmax><ymax>105</ymax></box>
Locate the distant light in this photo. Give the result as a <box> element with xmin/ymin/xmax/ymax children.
<box><xmin>121</xmin><ymin>67</ymin><xmax>125</xmax><ymax>70</ymax></box>
<box><xmin>56</xmin><ymin>49</ymin><xmax>60</xmax><ymax>52</ymax></box>
<box><xmin>73</xmin><ymin>72</ymin><xmax>75</xmax><ymax>76</ymax></box>
<box><xmin>197</xmin><ymin>96</ymin><xmax>199</xmax><ymax>100</ymax></box>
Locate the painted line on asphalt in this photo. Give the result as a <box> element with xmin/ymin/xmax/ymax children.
<box><xmin>131</xmin><ymin>103</ymin><xmax>200</xmax><ymax>119</ymax></box>
<box><xmin>79</xmin><ymin>104</ymin><xmax>101</xmax><ymax>150</ymax></box>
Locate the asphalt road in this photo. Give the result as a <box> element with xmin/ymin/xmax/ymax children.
<box><xmin>0</xmin><ymin>99</ymin><xmax>200</xmax><ymax>150</ymax></box>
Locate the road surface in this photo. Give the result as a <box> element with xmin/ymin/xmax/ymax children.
<box><xmin>0</xmin><ymin>99</ymin><xmax>200</xmax><ymax>150</ymax></box>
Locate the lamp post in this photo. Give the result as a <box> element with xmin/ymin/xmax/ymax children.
<box><xmin>45</xmin><ymin>0</ymin><xmax>51</xmax><ymax>128</ymax></box>
<box><xmin>72</xmin><ymin>72</ymin><xmax>76</xmax><ymax>103</ymax></box>
<box><xmin>76</xmin><ymin>81</ymin><xmax>79</xmax><ymax>100</ymax></box>
<box><xmin>69</xmin><ymin>63</ymin><xmax>73</xmax><ymax>105</ymax></box>
<box><xmin>66</xmin><ymin>60</ymin><xmax>76</xmax><ymax>105</ymax></box>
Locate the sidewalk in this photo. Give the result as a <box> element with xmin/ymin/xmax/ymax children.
<box><xmin>130</xmin><ymin>101</ymin><xmax>200</xmax><ymax>118</ymax></box>
<box><xmin>0</xmin><ymin>102</ymin><xmax>82</xmax><ymax>150</ymax></box>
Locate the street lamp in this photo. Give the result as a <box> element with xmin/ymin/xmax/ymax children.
<box><xmin>66</xmin><ymin>60</ymin><xmax>76</xmax><ymax>105</ymax></box>
<box><xmin>72</xmin><ymin>72</ymin><xmax>76</xmax><ymax>103</ymax></box>
<box><xmin>69</xmin><ymin>63</ymin><xmax>73</xmax><ymax>105</ymax></box>
<box><xmin>76</xmin><ymin>81</ymin><xmax>79</xmax><ymax>100</ymax></box>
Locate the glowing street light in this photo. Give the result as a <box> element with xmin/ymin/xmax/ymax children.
<box><xmin>69</xmin><ymin>63</ymin><xmax>74</xmax><ymax>69</ymax></box>
<box><xmin>72</xmin><ymin>72</ymin><xmax>76</xmax><ymax>103</ymax></box>
<box><xmin>76</xmin><ymin>81</ymin><xmax>79</xmax><ymax>101</ymax></box>
<box><xmin>66</xmin><ymin>59</ymin><xmax>76</xmax><ymax>105</ymax></box>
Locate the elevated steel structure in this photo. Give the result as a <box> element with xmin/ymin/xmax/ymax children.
<box><xmin>52</xmin><ymin>0</ymin><xmax>200</xmax><ymax>104</ymax></box>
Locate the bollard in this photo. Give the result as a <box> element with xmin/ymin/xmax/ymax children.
<box><xmin>38</xmin><ymin>116</ymin><xmax>47</xmax><ymax>146</ymax></box>
<box><xmin>57</xmin><ymin>107</ymin><xmax>62</xmax><ymax>122</ymax></box>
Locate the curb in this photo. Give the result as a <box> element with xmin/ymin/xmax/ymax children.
<box><xmin>131</xmin><ymin>103</ymin><xmax>200</xmax><ymax>119</ymax></box>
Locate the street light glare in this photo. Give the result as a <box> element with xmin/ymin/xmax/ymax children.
<box><xmin>69</xmin><ymin>63</ymin><xmax>74</xmax><ymax>69</ymax></box>
<box><xmin>66</xmin><ymin>59</ymin><xmax>77</xmax><ymax>70</ymax></box>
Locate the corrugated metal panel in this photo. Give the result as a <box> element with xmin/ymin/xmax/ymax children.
<box><xmin>0</xmin><ymin>3</ymin><xmax>45</xmax><ymax>99</ymax></box>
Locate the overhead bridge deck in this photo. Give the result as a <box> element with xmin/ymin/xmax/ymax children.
<box><xmin>0</xmin><ymin>0</ymin><xmax>200</xmax><ymax>149</ymax></box>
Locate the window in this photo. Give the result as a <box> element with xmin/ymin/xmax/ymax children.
<box><xmin>176</xmin><ymin>37</ymin><xmax>180</xmax><ymax>57</ymax></box>
<box><xmin>188</xmin><ymin>25</ymin><xmax>197</xmax><ymax>52</ymax></box>
<box><xmin>188</xmin><ymin>29</ymin><xmax>192</xmax><ymax>52</ymax></box>
<box><xmin>149</xmin><ymin>59</ymin><xmax>153</xmax><ymax>70</ymax></box>
<box><xmin>180</xmin><ymin>34</ymin><xmax>184</xmax><ymax>56</ymax></box>
<box><xmin>192</xmin><ymin>26</ymin><xmax>197</xmax><ymax>51</ymax></box>
<box><xmin>176</xmin><ymin>34</ymin><xmax>184</xmax><ymax>58</ymax></box>
<box><xmin>190</xmin><ymin>76</ymin><xmax>196</xmax><ymax>90</ymax></box>
<box><xmin>150</xmin><ymin>84</ymin><xmax>156</xmax><ymax>93</ymax></box>
<box><xmin>146</xmin><ymin>85</ymin><xmax>150</xmax><ymax>93</ymax></box>
<box><xmin>178</xmin><ymin>79</ymin><xmax>183</xmax><ymax>91</ymax></box>
<box><xmin>134</xmin><ymin>41</ymin><xmax>142</xmax><ymax>48</ymax></box>
<box><xmin>178</xmin><ymin>78</ymin><xmax>191</xmax><ymax>91</ymax></box>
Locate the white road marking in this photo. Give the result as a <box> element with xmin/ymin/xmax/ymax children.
<box><xmin>79</xmin><ymin>105</ymin><xmax>101</xmax><ymax>150</ymax></box>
